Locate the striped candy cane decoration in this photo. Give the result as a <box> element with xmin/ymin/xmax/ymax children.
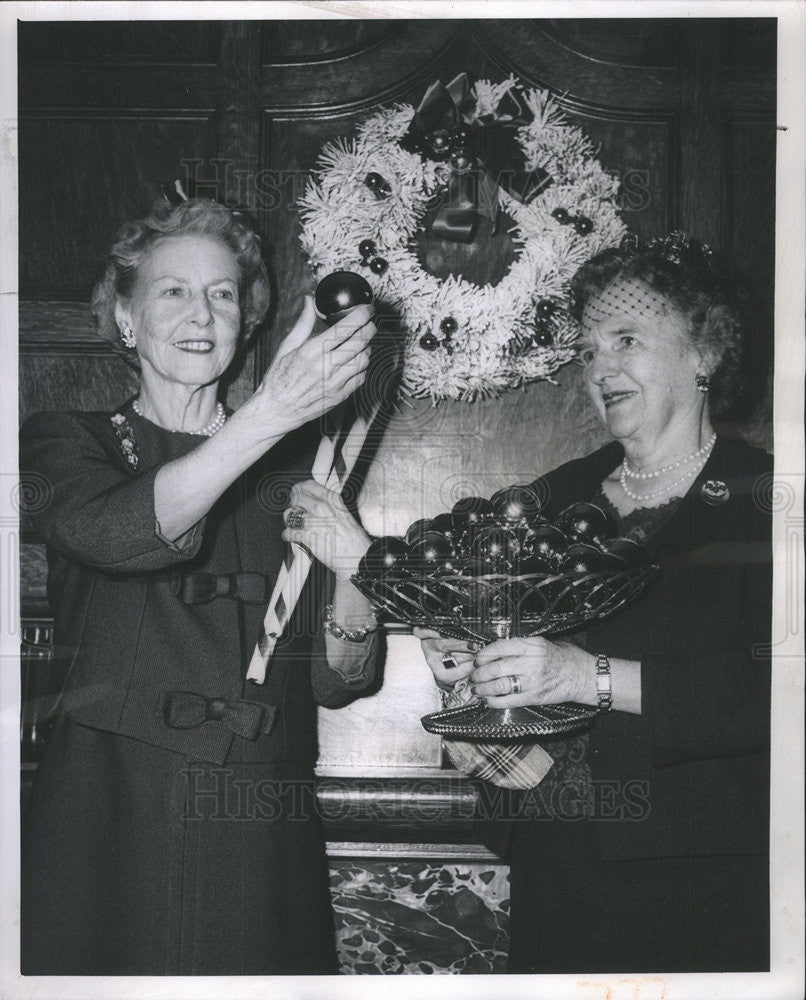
<box><xmin>246</xmin><ymin>398</ymin><xmax>381</xmax><ymax>684</ymax></box>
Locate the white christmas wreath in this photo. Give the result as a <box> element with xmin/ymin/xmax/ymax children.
<box><xmin>299</xmin><ymin>76</ymin><xmax>625</xmax><ymax>402</ymax></box>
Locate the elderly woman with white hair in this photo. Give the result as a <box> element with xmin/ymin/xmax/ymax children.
<box><xmin>417</xmin><ymin>234</ymin><xmax>772</xmax><ymax>973</ymax></box>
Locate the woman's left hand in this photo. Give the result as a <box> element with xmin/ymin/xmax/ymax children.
<box><xmin>471</xmin><ymin>637</ymin><xmax>597</xmax><ymax>707</ymax></box>
<box><xmin>282</xmin><ymin>480</ymin><xmax>371</xmax><ymax>581</ymax></box>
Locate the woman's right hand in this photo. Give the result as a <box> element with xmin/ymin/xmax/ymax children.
<box><xmin>413</xmin><ymin>627</ymin><xmax>479</xmax><ymax>691</ymax></box>
<box><xmin>150</xmin><ymin>298</ymin><xmax>374</xmax><ymax>544</ymax></box>
<box><xmin>249</xmin><ymin>297</ymin><xmax>376</xmax><ymax>438</ymax></box>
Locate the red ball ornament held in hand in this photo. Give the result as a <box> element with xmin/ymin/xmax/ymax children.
<box><xmin>314</xmin><ymin>271</ymin><xmax>374</xmax><ymax>325</ymax></box>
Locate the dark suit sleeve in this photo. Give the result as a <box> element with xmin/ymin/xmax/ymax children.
<box><xmin>535</xmin><ymin>441</ymin><xmax>772</xmax><ymax>769</ymax></box>
<box><xmin>640</xmin><ymin>532</ymin><xmax>772</xmax><ymax>767</ymax></box>
<box><xmin>20</xmin><ymin>411</ymin><xmax>204</xmax><ymax>573</ymax></box>
<box><xmin>311</xmin><ymin>627</ymin><xmax>381</xmax><ymax>707</ymax></box>
<box><xmin>305</xmin><ymin>566</ymin><xmax>380</xmax><ymax>707</ymax></box>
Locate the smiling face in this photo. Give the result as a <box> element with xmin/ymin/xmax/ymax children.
<box><xmin>115</xmin><ymin>234</ymin><xmax>242</xmax><ymax>398</ymax></box>
<box><xmin>577</xmin><ymin>277</ymin><xmax>709</xmax><ymax>457</ymax></box>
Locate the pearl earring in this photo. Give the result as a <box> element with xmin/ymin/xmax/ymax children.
<box><xmin>120</xmin><ymin>324</ymin><xmax>136</xmax><ymax>349</ymax></box>
<box><xmin>695</xmin><ymin>372</ymin><xmax>710</xmax><ymax>392</ymax></box>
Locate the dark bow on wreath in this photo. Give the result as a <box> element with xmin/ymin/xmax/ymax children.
<box><xmin>399</xmin><ymin>73</ymin><xmax>553</xmax><ymax>243</ymax></box>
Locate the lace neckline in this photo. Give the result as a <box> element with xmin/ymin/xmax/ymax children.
<box><xmin>592</xmin><ymin>488</ymin><xmax>682</xmax><ymax>544</ymax></box>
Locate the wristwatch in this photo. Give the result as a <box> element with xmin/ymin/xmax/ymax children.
<box><xmin>595</xmin><ymin>653</ymin><xmax>613</xmax><ymax>712</ymax></box>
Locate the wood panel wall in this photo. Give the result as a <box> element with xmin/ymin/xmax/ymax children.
<box><xmin>18</xmin><ymin>14</ymin><xmax>776</xmax><ymax>603</ymax></box>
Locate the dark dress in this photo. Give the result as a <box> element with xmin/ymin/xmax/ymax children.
<box><xmin>487</xmin><ymin>437</ymin><xmax>772</xmax><ymax>973</ymax></box>
<box><xmin>20</xmin><ymin>402</ymin><xmax>377</xmax><ymax>975</ymax></box>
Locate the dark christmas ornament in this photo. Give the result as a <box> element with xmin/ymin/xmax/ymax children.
<box><xmin>597</xmin><ymin>547</ymin><xmax>627</xmax><ymax>571</ymax></box>
<box><xmin>490</xmin><ymin>485</ymin><xmax>543</xmax><ymax>523</ymax></box>
<box><xmin>405</xmin><ymin>518</ymin><xmax>432</xmax><ymax>547</ymax></box>
<box><xmin>439</xmin><ymin>316</ymin><xmax>458</xmax><ymax>337</ymax></box>
<box><xmin>559</xmin><ymin>543</ymin><xmax>606</xmax><ymax>576</ymax></box>
<box><xmin>360</xmin><ymin>536</ymin><xmax>410</xmax><ymax>576</ymax></box>
<box><xmin>522</xmin><ymin>524</ymin><xmax>567</xmax><ymax>567</ymax></box>
<box><xmin>508</xmin><ymin>577</ymin><xmax>551</xmax><ymax>619</ymax></box>
<box><xmin>419</xmin><ymin>333</ymin><xmax>440</xmax><ymax>351</ymax></box>
<box><xmin>450</xmin><ymin>152</ymin><xmax>473</xmax><ymax>172</ymax></box>
<box><xmin>428</xmin><ymin>513</ymin><xmax>455</xmax><ymax>541</ymax></box>
<box><xmin>515</xmin><ymin>550</ymin><xmax>556</xmax><ymax>578</ymax></box>
<box><xmin>452</xmin><ymin>577</ymin><xmax>485</xmax><ymax>617</ymax></box>
<box><xmin>556</xmin><ymin>502</ymin><xmax>613</xmax><ymax>546</ymax></box>
<box><xmin>448</xmin><ymin>556</ymin><xmax>477</xmax><ymax>580</ymax></box>
<box><xmin>523</xmin><ymin>512</ymin><xmax>551</xmax><ymax>534</ymax></box>
<box><xmin>552</xmin><ymin>207</ymin><xmax>571</xmax><ymax>225</ymax></box>
<box><xmin>473</xmin><ymin>524</ymin><xmax>519</xmax><ymax>573</ymax></box>
<box><xmin>369</xmin><ymin>257</ymin><xmax>388</xmax><ymax>275</ymax></box>
<box><xmin>314</xmin><ymin>271</ymin><xmax>374</xmax><ymax>324</ymax></box>
<box><xmin>358</xmin><ymin>238</ymin><xmax>377</xmax><ymax>260</ymax></box>
<box><xmin>573</xmin><ymin>215</ymin><xmax>594</xmax><ymax>236</ymax></box>
<box><xmin>527</xmin><ymin>477</ymin><xmax>552</xmax><ymax>519</ymax></box>
<box><xmin>598</xmin><ymin>537</ymin><xmax>650</xmax><ymax>567</ymax></box>
<box><xmin>532</xmin><ymin>324</ymin><xmax>554</xmax><ymax>347</ymax></box>
<box><xmin>433</xmin><ymin>551</ymin><xmax>461</xmax><ymax>577</ymax></box>
<box><xmin>451</xmin><ymin>496</ymin><xmax>494</xmax><ymax>532</ymax></box>
<box><xmin>428</xmin><ymin>129</ymin><xmax>452</xmax><ymax>158</ymax></box>
<box><xmin>535</xmin><ymin>299</ymin><xmax>556</xmax><ymax>321</ymax></box>
<box><xmin>451</xmin><ymin>125</ymin><xmax>473</xmax><ymax>151</ymax></box>
<box><xmin>519</xmin><ymin>520</ymin><xmax>551</xmax><ymax>562</ymax></box>
<box><xmin>364</xmin><ymin>172</ymin><xmax>391</xmax><ymax>198</ymax></box>
<box><xmin>409</xmin><ymin>532</ymin><xmax>454</xmax><ymax>573</ymax></box>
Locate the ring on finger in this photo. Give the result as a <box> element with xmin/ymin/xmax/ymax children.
<box><xmin>507</xmin><ymin>674</ymin><xmax>522</xmax><ymax>695</ymax></box>
<box><xmin>285</xmin><ymin>505</ymin><xmax>306</xmax><ymax>530</ymax></box>
<box><xmin>441</xmin><ymin>654</ymin><xmax>459</xmax><ymax>671</ymax></box>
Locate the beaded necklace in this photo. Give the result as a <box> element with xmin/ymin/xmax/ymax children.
<box><xmin>621</xmin><ymin>431</ymin><xmax>716</xmax><ymax>481</ymax></box>
<box><xmin>132</xmin><ymin>398</ymin><xmax>227</xmax><ymax>437</ymax></box>
<box><xmin>619</xmin><ymin>433</ymin><xmax>716</xmax><ymax>503</ymax></box>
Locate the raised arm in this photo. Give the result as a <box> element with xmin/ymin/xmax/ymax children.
<box><xmin>22</xmin><ymin>304</ymin><xmax>376</xmax><ymax>574</ymax></box>
<box><xmin>153</xmin><ymin>303</ymin><xmax>375</xmax><ymax>541</ymax></box>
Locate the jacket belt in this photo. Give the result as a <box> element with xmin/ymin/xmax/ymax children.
<box><xmin>161</xmin><ymin>691</ymin><xmax>277</xmax><ymax>740</ymax></box>
<box><xmin>172</xmin><ymin>571</ymin><xmax>269</xmax><ymax>605</ymax></box>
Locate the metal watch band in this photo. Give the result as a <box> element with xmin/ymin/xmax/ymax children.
<box><xmin>595</xmin><ymin>652</ymin><xmax>613</xmax><ymax>712</ymax></box>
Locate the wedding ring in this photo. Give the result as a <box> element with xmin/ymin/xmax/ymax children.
<box><xmin>508</xmin><ymin>674</ymin><xmax>522</xmax><ymax>695</ymax></box>
<box><xmin>441</xmin><ymin>654</ymin><xmax>459</xmax><ymax>671</ymax></box>
<box><xmin>285</xmin><ymin>505</ymin><xmax>306</xmax><ymax>530</ymax></box>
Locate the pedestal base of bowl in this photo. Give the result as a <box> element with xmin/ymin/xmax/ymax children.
<box><xmin>420</xmin><ymin>701</ymin><xmax>598</xmax><ymax>739</ymax></box>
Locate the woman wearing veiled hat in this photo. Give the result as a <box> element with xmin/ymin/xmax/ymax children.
<box><xmin>417</xmin><ymin>234</ymin><xmax>772</xmax><ymax>972</ymax></box>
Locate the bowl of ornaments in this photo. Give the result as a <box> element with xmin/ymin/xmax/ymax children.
<box><xmin>352</xmin><ymin>485</ymin><xmax>658</xmax><ymax>739</ymax></box>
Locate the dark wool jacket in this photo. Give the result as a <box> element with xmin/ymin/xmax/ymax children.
<box><xmin>528</xmin><ymin>436</ymin><xmax>772</xmax><ymax>861</ymax></box>
<box><xmin>20</xmin><ymin>406</ymin><xmax>377</xmax><ymax>766</ymax></box>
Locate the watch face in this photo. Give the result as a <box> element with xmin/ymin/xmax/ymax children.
<box><xmin>595</xmin><ymin>654</ymin><xmax>612</xmax><ymax>709</ymax></box>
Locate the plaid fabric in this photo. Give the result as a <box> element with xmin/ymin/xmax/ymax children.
<box><xmin>440</xmin><ymin>678</ymin><xmax>554</xmax><ymax>790</ymax></box>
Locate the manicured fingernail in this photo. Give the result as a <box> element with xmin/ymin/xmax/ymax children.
<box><xmin>467</xmin><ymin>641</ymin><xmax>480</xmax><ymax>652</ymax></box>
<box><xmin>469</xmin><ymin>686</ymin><xmax>477</xmax><ymax>696</ymax></box>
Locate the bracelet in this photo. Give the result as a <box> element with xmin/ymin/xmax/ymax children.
<box><xmin>323</xmin><ymin>603</ymin><xmax>377</xmax><ymax>643</ymax></box>
<box><xmin>595</xmin><ymin>652</ymin><xmax>613</xmax><ymax>712</ymax></box>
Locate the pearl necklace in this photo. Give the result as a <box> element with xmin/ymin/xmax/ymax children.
<box><xmin>132</xmin><ymin>399</ymin><xmax>227</xmax><ymax>437</ymax></box>
<box><xmin>619</xmin><ymin>437</ymin><xmax>715</xmax><ymax>503</ymax></box>
<box><xmin>622</xmin><ymin>432</ymin><xmax>716</xmax><ymax>481</ymax></box>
